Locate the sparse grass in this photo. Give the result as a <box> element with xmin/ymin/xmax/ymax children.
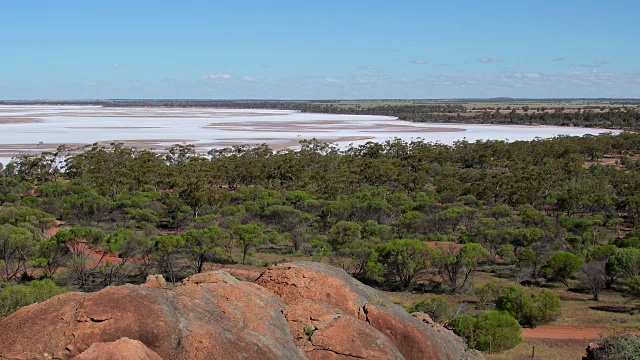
<box><xmin>382</xmin><ymin>290</ymin><xmax>481</xmax><ymax>317</ymax></box>
<box><xmin>484</xmin><ymin>338</ymin><xmax>588</xmax><ymax>360</ymax></box>
<box><xmin>226</xmin><ymin>247</ymin><xmax>314</xmax><ymax>267</ymax></box>
<box><xmin>384</xmin><ymin>291</ymin><xmax>427</xmax><ymax>309</ymax></box>
<box><xmin>550</xmin><ymin>289</ymin><xmax>640</xmax><ymax>330</ymax></box>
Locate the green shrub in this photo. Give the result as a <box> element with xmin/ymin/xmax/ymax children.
<box><xmin>542</xmin><ymin>251</ymin><xmax>584</xmax><ymax>288</ymax></box>
<box><xmin>407</xmin><ymin>297</ymin><xmax>452</xmax><ymax>324</ymax></box>
<box><xmin>475</xmin><ymin>279</ymin><xmax>506</xmax><ymax>306</ymax></box>
<box><xmin>612</xmin><ymin>237</ymin><xmax>640</xmax><ymax>249</ymax></box>
<box><xmin>626</xmin><ymin>275</ymin><xmax>640</xmax><ymax>298</ymax></box>
<box><xmin>450</xmin><ymin>311</ymin><xmax>522</xmax><ymax>352</ymax></box>
<box><xmin>587</xmin><ymin>333</ymin><xmax>640</xmax><ymax>360</ymax></box>
<box><xmin>0</xmin><ymin>206</ymin><xmax>57</xmax><ymax>228</ymax></box>
<box><xmin>449</xmin><ymin>315</ymin><xmax>476</xmax><ymax>346</ymax></box>
<box><xmin>496</xmin><ymin>285</ymin><xmax>561</xmax><ymax>327</ymax></box>
<box><xmin>303</xmin><ymin>325</ymin><xmax>314</xmax><ymax>337</ymax></box>
<box><xmin>376</xmin><ymin>239</ymin><xmax>434</xmax><ymax>289</ymax></box>
<box><xmin>0</xmin><ymin>279</ymin><xmax>66</xmax><ymax>318</ymax></box>
<box><xmin>606</xmin><ymin>247</ymin><xmax>640</xmax><ymax>282</ymax></box>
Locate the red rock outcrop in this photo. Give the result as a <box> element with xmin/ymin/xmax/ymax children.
<box><xmin>257</xmin><ymin>262</ymin><xmax>482</xmax><ymax>360</ymax></box>
<box><xmin>73</xmin><ymin>338</ymin><xmax>162</xmax><ymax>360</ymax></box>
<box><xmin>140</xmin><ymin>275</ymin><xmax>167</xmax><ymax>289</ymax></box>
<box><xmin>0</xmin><ymin>262</ymin><xmax>483</xmax><ymax>360</ymax></box>
<box><xmin>284</xmin><ymin>299</ymin><xmax>405</xmax><ymax>360</ymax></box>
<box><xmin>0</xmin><ymin>271</ymin><xmax>303</xmax><ymax>360</ymax></box>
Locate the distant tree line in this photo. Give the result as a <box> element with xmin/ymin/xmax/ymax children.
<box><xmin>2</xmin><ymin>99</ymin><xmax>639</xmax><ymax>130</ymax></box>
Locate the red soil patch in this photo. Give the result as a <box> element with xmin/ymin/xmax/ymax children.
<box><xmin>43</xmin><ymin>220</ymin><xmax>64</xmax><ymax>238</ymax></box>
<box><xmin>44</xmin><ymin>227</ymin><xmax>60</xmax><ymax>238</ymax></box>
<box><xmin>68</xmin><ymin>240</ymin><xmax>122</xmax><ymax>267</ymax></box>
<box><xmin>426</xmin><ymin>242</ymin><xmax>463</xmax><ymax>252</ymax></box>
<box><xmin>584</xmin><ymin>155</ymin><xmax>623</xmax><ymax>169</ymax></box>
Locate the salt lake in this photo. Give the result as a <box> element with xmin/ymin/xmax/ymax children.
<box><xmin>0</xmin><ymin>105</ymin><xmax>622</xmax><ymax>165</ymax></box>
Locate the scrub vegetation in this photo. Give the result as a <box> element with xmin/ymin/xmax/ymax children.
<box><xmin>1</xmin><ymin>100</ymin><xmax>640</xmax><ymax>357</ymax></box>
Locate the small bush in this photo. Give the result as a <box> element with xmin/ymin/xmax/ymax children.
<box><xmin>449</xmin><ymin>315</ymin><xmax>476</xmax><ymax>345</ymax></box>
<box><xmin>587</xmin><ymin>332</ymin><xmax>640</xmax><ymax>360</ymax></box>
<box><xmin>626</xmin><ymin>275</ymin><xmax>640</xmax><ymax>298</ymax></box>
<box><xmin>496</xmin><ymin>285</ymin><xmax>561</xmax><ymax>327</ymax></box>
<box><xmin>450</xmin><ymin>311</ymin><xmax>522</xmax><ymax>352</ymax></box>
<box><xmin>475</xmin><ymin>279</ymin><xmax>506</xmax><ymax>306</ymax></box>
<box><xmin>407</xmin><ymin>297</ymin><xmax>452</xmax><ymax>324</ymax></box>
<box><xmin>0</xmin><ymin>279</ymin><xmax>66</xmax><ymax>318</ymax></box>
<box><xmin>303</xmin><ymin>325</ymin><xmax>315</xmax><ymax>337</ymax></box>
<box><xmin>542</xmin><ymin>251</ymin><xmax>584</xmax><ymax>288</ymax></box>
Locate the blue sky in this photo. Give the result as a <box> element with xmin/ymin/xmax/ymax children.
<box><xmin>1</xmin><ymin>0</ymin><xmax>638</xmax><ymax>99</ymax></box>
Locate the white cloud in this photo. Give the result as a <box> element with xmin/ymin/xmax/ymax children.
<box><xmin>477</xmin><ymin>56</ymin><xmax>500</xmax><ymax>64</ymax></box>
<box><xmin>551</xmin><ymin>57</ymin><xmax>564</xmax><ymax>62</ymax></box>
<box><xmin>200</xmin><ymin>73</ymin><xmax>233</xmax><ymax>79</ymax></box>
<box><xmin>358</xmin><ymin>65</ymin><xmax>376</xmax><ymax>70</ymax></box>
<box><xmin>81</xmin><ymin>80</ymin><xmax>113</xmax><ymax>88</ymax></box>
<box><xmin>59</xmin><ymin>68</ymin><xmax>640</xmax><ymax>100</ymax></box>
<box><xmin>411</xmin><ymin>60</ymin><xmax>426</xmax><ymax>64</ymax></box>
<box><xmin>571</xmin><ymin>61</ymin><xmax>609</xmax><ymax>69</ymax></box>
<box><xmin>112</xmin><ymin>63</ymin><xmax>120</xmax><ymax>68</ymax></box>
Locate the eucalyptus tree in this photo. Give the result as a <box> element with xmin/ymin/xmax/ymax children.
<box><xmin>232</xmin><ymin>222</ymin><xmax>265</xmax><ymax>265</ymax></box>
<box><xmin>434</xmin><ymin>243</ymin><xmax>489</xmax><ymax>293</ymax></box>
<box><xmin>376</xmin><ymin>238</ymin><xmax>435</xmax><ymax>289</ymax></box>
<box><xmin>182</xmin><ymin>225</ymin><xmax>231</xmax><ymax>273</ymax></box>
<box><xmin>0</xmin><ymin>224</ymin><xmax>34</xmax><ymax>282</ymax></box>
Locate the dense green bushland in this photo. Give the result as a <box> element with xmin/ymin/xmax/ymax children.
<box><xmin>2</xmin><ymin>132</ymin><xmax>640</xmax><ymax>320</ymax></box>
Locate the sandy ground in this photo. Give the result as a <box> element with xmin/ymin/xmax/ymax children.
<box><xmin>208</xmin><ymin>120</ymin><xmax>465</xmax><ymax>133</ymax></box>
<box><xmin>0</xmin><ymin>117</ymin><xmax>41</xmax><ymax>124</ymax></box>
<box><xmin>203</xmin><ymin>135</ymin><xmax>376</xmax><ymax>151</ymax></box>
